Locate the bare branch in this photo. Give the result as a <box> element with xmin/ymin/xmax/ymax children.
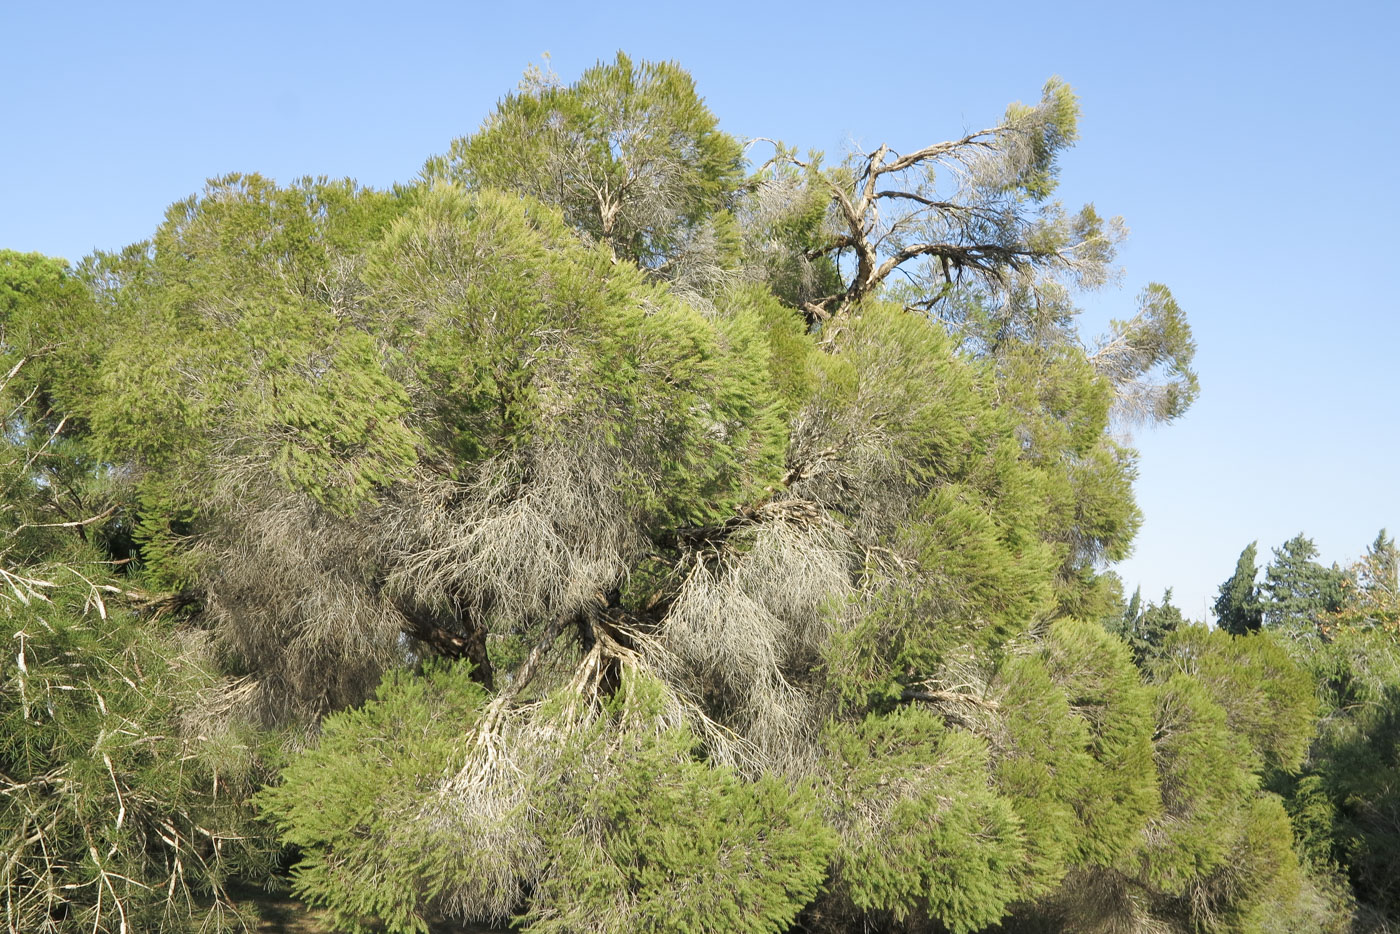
<box><xmin>875</xmin><ymin>125</ymin><xmax>1005</xmax><ymax>176</ymax></box>
<box><xmin>11</xmin><ymin>505</ymin><xmax>117</xmax><ymax>535</ymax></box>
<box><xmin>872</xmin><ymin>190</ymin><xmax>964</xmax><ymax>210</ymax></box>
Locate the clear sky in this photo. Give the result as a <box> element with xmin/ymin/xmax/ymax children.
<box><xmin>3</xmin><ymin>0</ymin><xmax>1396</xmax><ymax>618</ymax></box>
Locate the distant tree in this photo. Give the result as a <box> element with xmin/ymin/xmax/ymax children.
<box><xmin>1262</xmin><ymin>534</ymin><xmax>1350</xmax><ymax>631</ymax></box>
<box><xmin>1114</xmin><ymin>587</ymin><xmax>1186</xmax><ymax>666</ymax></box>
<box><xmin>1121</xmin><ymin>585</ymin><xmax>1143</xmax><ymax>628</ymax></box>
<box><xmin>1215</xmin><ymin>541</ymin><xmax>1264</xmax><ymax>635</ymax></box>
<box><xmin>1311</xmin><ymin>529</ymin><xmax>1400</xmax><ymax>638</ymax></box>
<box><xmin>1276</xmin><ymin>619</ymin><xmax>1400</xmax><ymax>923</ymax></box>
<box><xmin>1024</xmin><ymin>623</ymin><xmax>1332</xmax><ymax>934</ymax></box>
<box><xmin>1324</xmin><ymin>680</ymin><xmax>1400</xmax><ymax>917</ymax></box>
<box><xmin>1356</xmin><ymin>529</ymin><xmax>1400</xmax><ymax>623</ymax></box>
<box><xmin>1255</xmin><ymin>529</ymin><xmax>1400</xmax><ymax>927</ymax></box>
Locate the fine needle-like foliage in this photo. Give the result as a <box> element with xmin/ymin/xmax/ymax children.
<box><xmin>12</xmin><ymin>53</ymin><xmax>1383</xmax><ymax>934</ymax></box>
<box><xmin>2</xmin><ymin>583</ymin><xmax>272</xmax><ymax>934</ymax></box>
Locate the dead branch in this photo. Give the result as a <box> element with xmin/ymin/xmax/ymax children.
<box><xmin>10</xmin><ymin>505</ymin><xmax>117</xmax><ymax>535</ymax></box>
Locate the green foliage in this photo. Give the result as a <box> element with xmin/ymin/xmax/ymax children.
<box><xmin>0</xmin><ymin>56</ymin><xmax>1254</xmax><ymax>934</ymax></box>
<box><xmin>815</xmin><ymin>305</ymin><xmax>1118</xmax><ymax>703</ymax></box>
<box><xmin>821</xmin><ymin>710</ymin><xmax>1028</xmax><ymax>933</ymax></box>
<box><xmin>1137</xmin><ymin>674</ymin><xmax>1256</xmax><ymax>894</ymax></box>
<box><xmin>1111</xmin><ymin>587</ymin><xmax>1187</xmax><ymax>667</ymax></box>
<box><xmin>1216</xmin><ymin>541</ymin><xmax>1264</xmax><ymax>635</ymax></box>
<box><xmin>0</xmin><ymin>251</ymin><xmax>115</xmax><ymax>564</ymax></box>
<box><xmin>970</xmin><ymin>322</ymin><xmax>1144</xmax><ymax>609</ymax></box>
<box><xmin>1284</xmin><ymin>626</ymin><xmax>1400</xmax><ymax>919</ymax></box>
<box><xmin>1</xmin><ymin>581</ymin><xmax>271</xmax><ymax>933</ymax></box>
<box><xmin>1277</xmin><ymin>771</ymin><xmax>1340</xmax><ymax>868</ymax></box>
<box><xmin>1157</xmin><ymin>625</ymin><xmax>1316</xmax><ymax>774</ymax></box>
<box><xmin>0</xmin><ymin>249</ymin><xmax>103</xmax><ymax>402</ymax></box>
<box><xmin>1037</xmin><ymin>619</ymin><xmax>1160</xmax><ymax>866</ymax></box>
<box><xmin>1333</xmin><ymin>528</ymin><xmax>1400</xmax><ymax>630</ymax></box>
<box><xmin>892</xmin><ymin>479</ymin><xmax>1058</xmax><ymax>655</ymax></box>
<box><xmin>1003</xmin><ymin>76</ymin><xmax>1081</xmax><ymax>201</ymax></box>
<box><xmin>1207</xmin><ymin>530</ymin><xmax>1400</xmax><ymax>927</ymax></box>
<box><xmin>257</xmin><ymin>662</ymin><xmax>489</xmax><ymax>934</ymax></box>
<box><xmin>525</xmin><ymin>683</ymin><xmax>834</xmax><ymax>934</ymax></box>
<box><xmin>738</xmin><ymin>156</ymin><xmax>845</xmax><ymax>310</ymax></box>
<box><xmin>1263</xmin><ymin>533</ymin><xmax>1351</xmax><ymax>631</ymax></box>
<box><xmin>426</xmin><ymin>53</ymin><xmax>744</xmax><ymax>275</ymax></box>
<box><xmin>1093</xmin><ymin>283</ymin><xmax>1200</xmax><ymax>424</ymax></box>
<box><xmin>991</xmin><ymin>652</ymin><xmax>1093</xmax><ymax>891</ymax></box>
<box><xmin>84</xmin><ymin>173</ymin><xmax>420</xmax><ymax>516</ymax></box>
<box><xmin>1322</xmin><ymin>683</ymin><xmax>1400</xmax><ymax>915</ymax></box>
<box><xmin>1361</xmin><ymin>529</ymin><xmax>1399</xmax><ymax>605</ymax></box>
<box><xmin>0</xmin><ymin>249</ymin><xmax>69</xmax><ymax>311</ymax></box>
<box><xmin>365</xmin><ymin>185</ymin><xmax>788</xmax><ymax>526</ymax></box>
<box><xmin>12</xmin><ymin>175</ymin><xmax>794</xmax><ymax>721</ymax></box>
<box><xmin>722</xmin><ymin>282</ymin><xmax>820</xmax><ymax>415</ymax></box>
<box><xmin>263</xmin><ymin>669</ymin><xmax>833</xmax><ymax>934</ymax></box>
<box><xmin>1189</xmin><ymin>793</ymin><xmax>1307</xmax><ymax>933</ymax></box>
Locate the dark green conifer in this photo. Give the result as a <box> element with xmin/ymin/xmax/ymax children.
<box><xmin>1215</xmin><ymin>541</ymin><xmax>1265</xmax><ymax>635</ymax></box>
<box><xmin>1263</xmin><ymin>534</ymin><xmax>1350</xmax><ymax>630</ymax></box>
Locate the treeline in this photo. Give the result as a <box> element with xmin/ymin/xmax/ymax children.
<box><xmin>0</xmin><ymin>53</ymin><xmax>1393</xmax><ymax>933</ymax></box>
<box><xmin>1115</xmin><ymin>530</ymin><xmax>1400</xmax><ymax>929</ymax></box>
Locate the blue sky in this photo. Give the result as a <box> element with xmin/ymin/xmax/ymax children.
<box><xmin>3</xmin><ymin>0</ymin><xmax>1396</xmax><ymax>617</ymax></box>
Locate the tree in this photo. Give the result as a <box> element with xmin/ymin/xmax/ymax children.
<box><xmin>0</xmin><ymin>254</ymin><xmax>272</xmax><ymax>933</ymax></box>
<box><xmin>1265</xmin><ymin>531</ymin><xmax>1400</xmax><ymax>925</ymax></box>
<box><xmin>1262</xmin><ymin>534</ymin><xmax>1350</xmax><ymax>631</ymax></box>
<box><xmin>1216</xmin><ymin>541</ymin><xmax>1264</xmax><ymax>635</ymax></box>
<box><xmin>747</xmin><ymin>81</ymin><xmax>1197</xmax><ymax>425</ymax></box>
<box><xmin>1352</xmin><ymin>529</ymin><xmax>1400</xmax><ymax>627</ymax></box>
<box><xmin>423</xmin><ymin>52</ymin><xmax>745</xmax><ymax>291</ymax></box>
<box><xmin>5</xmin><ymin>56</ymin><xmax>1287</xmax><ymax>934</ymax></box>
<box><xmin>1274</xmin><ymin>613</ymin><xmax>1400</xmax><ymax>923</ymax></box>
<box><xmin>759</xmin><ymin>78</ymin><xmax>1090</xmax><ymax>322</ymax></box>
<box><xmin>1</xmin><ymin>583</ymin><xmax>271</xmax><ymax>934</ymax></box>
<box><xmin>1112</xmin><ymin>586</ymin><xmax>1187</xmax><ymax>666</ymax></box>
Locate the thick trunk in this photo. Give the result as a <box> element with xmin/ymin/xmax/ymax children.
<box><xmin>397</xmin><ymin>601</ymin><xmax>495</xmax><ymax>691</ymax></box>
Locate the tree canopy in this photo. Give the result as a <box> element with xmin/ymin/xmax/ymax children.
<box><xmin>1</xmin><ymin>54</ymin><xmax>1384</xmax><ymax>934</ymax></box>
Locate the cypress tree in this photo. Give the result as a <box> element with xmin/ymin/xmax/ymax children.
<box><xmin>1215</xmin><ymin>541</ymin><xmax>1264</xmax><ymax>635</ymax></box>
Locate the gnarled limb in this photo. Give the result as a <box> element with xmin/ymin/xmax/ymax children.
<box><xmin>771</xmin><ymin>81</ymin><xmax>1095</xmax><ymax>324</ymax></box>
<box><xmin>397</xmin><ymin>599</ymin><xmax>495</xmax><ymax>690</ymax></box>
